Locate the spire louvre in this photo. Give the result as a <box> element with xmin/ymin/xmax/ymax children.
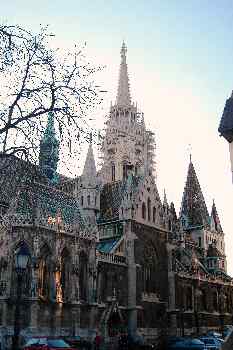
<box><xmin>116</xmin><ymin>41</ymin><xmax>131</xmax><ymax>107</ymax></box>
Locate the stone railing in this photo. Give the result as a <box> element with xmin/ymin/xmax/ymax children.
<box><xmin>97</xmin><ymin>252</ymin><xmax>127</xmax><ymax>265</ymax></box>
<box><xmin>141</xmin><ymin>292</ymin><xmax>160</xmax><ymax>303</ymax></box>
<box><xmin>3</xmin><ymin>215</ymin><xmax>96</xmax><ymax>241</ymax></box>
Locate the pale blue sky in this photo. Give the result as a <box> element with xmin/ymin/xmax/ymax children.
<box><xmin>2</xmin><ymin>0</ymin><xmax>233</xmax><ymax>272</ymax></box>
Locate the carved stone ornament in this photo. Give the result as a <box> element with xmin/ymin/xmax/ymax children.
<box><xmin>72</xmin><ymin>264</ymin><xmax>79</xmax><ymax>275</ymax></box>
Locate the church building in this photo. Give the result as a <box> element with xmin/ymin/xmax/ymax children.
<box><xmin>0</xmin><ymin>43</ymin><xmax>232</xmax><ymax>348</ymax></box>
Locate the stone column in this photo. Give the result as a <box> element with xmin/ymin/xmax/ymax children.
<box><xmin>126</xmin><ymin>222</ymin><xmax>137</xmax><ymax>337</ymax></box>
<box><xmin>30</xmin><ymin>301</ymin><xmax>39</xmax><ymax>330</ymax></box>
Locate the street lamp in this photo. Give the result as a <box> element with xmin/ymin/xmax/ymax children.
<box><xmin>12</xmin><ymin>245</ymin><xmax>30</xmax><ymax>350</ymax></box>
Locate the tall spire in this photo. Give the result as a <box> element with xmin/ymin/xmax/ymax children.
<box><xmin>39</xmin><ymin>112</ymin><xmax>59</xmax><ymax>182</ymax></box>
<box><xmin>82</xmin><ymin>137</ymin><xmax>97</xmax><ymax>184</ymax></box>
<box><xmin>180</xmin><ymin>158</ymin><xmax>209</xmax><ymax>229</ymax></box>
<box><xmin>116</xmin><ymin>41</ymin><xmax>131</xmax><ymax>107</ymax></box>
<box><xmin>210</xmin><ymin>200</ymin><xmax>223</xmax><ymax>233</ymax></box>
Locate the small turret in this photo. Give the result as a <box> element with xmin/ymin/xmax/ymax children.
<box><xmin>39</xmin><ymin>112</ymin><xmax>59</xmax><ymax>183</ymax></box>
<box><xmin>210</xmin><ymin>200</ymin><xmax>223</xmax><ymax>234</ymax></box>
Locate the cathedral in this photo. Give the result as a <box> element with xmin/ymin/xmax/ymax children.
<box><xmin>0</xmin><ymin>42</ymin><xmax>232</xmax><ymax>348</ymax></box>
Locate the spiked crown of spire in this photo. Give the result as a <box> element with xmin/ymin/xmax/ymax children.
<box><xmin>180</xmin><ymin>159</ymin><xmax>209</xmax><ymax>229</ymax></box>
<box><xmin>116</xmin><ymin>41</ymin><xmax>131</xmax><ymax>107</ymax></box>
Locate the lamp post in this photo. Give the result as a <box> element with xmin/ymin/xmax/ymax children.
<box><xmin>12</xmin><ymin>245</ymin><xmax>30</xmax><ymax>350</ymax></box>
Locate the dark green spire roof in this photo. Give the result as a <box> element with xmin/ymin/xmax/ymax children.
<box><xmin>39</xmin><ymin>112</ymin><xmax>60</xmax><ymax>183</ymax></box>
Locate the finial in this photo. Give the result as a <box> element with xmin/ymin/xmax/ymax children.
<box><xmin>188</xmin><ymin>143</ymin><xmax>192</xmax><ymax>162</ymax></box>
<box><xmin>120</xmin><ymin>41</ymin><xmax>127</xmax><ymax>64</ymax></box>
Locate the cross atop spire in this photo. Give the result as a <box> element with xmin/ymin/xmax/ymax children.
<box><xmin>116</xmin><ymin>41</ymin><xmax>131</xmax><ymax>107</ymax></box>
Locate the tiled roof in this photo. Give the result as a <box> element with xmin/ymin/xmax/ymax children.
<box><xmin>99</xmin><ymin>175</ymin><xmax>141</xmax><ymax>222</ymax></box>
<box><xmin>99</xmin><ymin>180</ymin><xmax>127</xmax><ymax>221</ymax></box>
<box><xmin>180</xmin><ymin>161</ymin><xmax>210</xmax><ymax>229</ymax></box>
<box><xmin>97</xmin><ymin>238</ymin><xmax>120</xmax><ymax>253</ymax></box>
<box><xmin>0</xmin><ymin>156</ymin><xmax>86</xmax><ymax>229</ymax></box>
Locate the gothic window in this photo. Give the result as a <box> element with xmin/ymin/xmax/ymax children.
<box><xmin>143</xmin><ymin>267</ymin><xmax>151</xmax><ymax>293</ymax></box>
<box><xmin>186</xmin><ymin>287</ymin><xmax>193</xmax><ymax>310</ymax></box>
<box><xmin>94</xmin><ymin>196</ymin><xmax>97</xmax><ymax>206</ymax></box>
<box><xmin>123</xmin><ymin>163</ymin><xmax>128</xmax><ymax>179</ymax></box>
<box><xmin>111</xmin><ymin>164</ymin><xmax>115</xmax><ymax>182</ymax></box>
<box><xmin>168</xmin><ymin>220</ymin><xmax>172</xmax><ymax>231</ymax></box>
<box><xmin>142</xmin><ymin>202</ymin><xmax>146</xmax><ymax>220</ymax></box>
<box><xmin>81</xmin><ymin>196</ymin><xmax>84</xmax><ymax>206</ymax></box>
<box><xmin>153</xmin><ymin>207</ymin><xmax>156</xmax><ymax>223</ymax></box>
<box><xmin>38</xmin><ymin>245</ymin><xmax>52</xmax><ymax>301</ymax></box>
<box><xmin>87</xmin><ymin>195</ymin><xmax>90</xmax><ymax>206</ymax></box>
<box><xmin>147</xmin><ymin>198</ymin><xmax>151</xmax><ymax>221</ymax></box>
<box><xmin>60</xmin><ymin>248</ymin><xmax>71</xmax><ymax>302</ymax></box>
<box><xmin>79</xmin><ymin>251</ymin><xmax>88</xmax><ymax>301</ymax></box>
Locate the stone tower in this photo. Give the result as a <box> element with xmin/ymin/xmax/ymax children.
<box><xmin>39</xmin><ymin>112</ymin><xmax>59</xmax><ymax>183</ymax></box>
<box><xmin>100</xmin><ymin>42</ymin><xmax>156</xmax><ymax>184</ymax></box>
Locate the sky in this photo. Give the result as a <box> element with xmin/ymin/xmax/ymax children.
<box><xmin>1</xmin><ymin>0</ymin><xmax>233</xmax><ymax>272</ymax></box>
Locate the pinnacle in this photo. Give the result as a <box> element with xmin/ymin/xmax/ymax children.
<box><xmin>116</xmin><ymin>42</ymin><xmax>131</xmax><ymax>108</ymax></box>
<box><xmin>82</xmin><ymin>141</ymin><xmax>97</xmax><ymax>181</ymax></box>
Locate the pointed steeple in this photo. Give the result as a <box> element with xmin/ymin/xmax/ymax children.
<box><xmin>82</xmin><ymin>134</ymin><xmax>97</xmax><ymax>184</ymax></box>
<box><xmin>163</xmin><ymin>189</ymin><xmax>168</xmax><ymax>207</ymax></box>
<box><xmin>180</xmin><ymin>159</ymin><xmax>210</xmax><ymax>229</ymax></box>
<box><xmin>210</xmin><ymin>200</ymin><xmax>223</xmax><ymax>233</ymax></box>
<box><xmin>116</xmin><ymin>41</ymin><xmax>131</xmax><ymax>107</ymax></box>
<box><xmin>39</xmin><ymin>112</ymin><xmax>59</xmax><ymax>182</ymax></box>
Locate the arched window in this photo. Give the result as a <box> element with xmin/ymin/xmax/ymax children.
<box><xmin>168</xmin><ymin>220</ymin><xmax>172</xmax><ymax>231</ymax></box>
<box><xmin>153</xmin><ymin>207</ymin><xmax>156</xmax><ymax>223</ymax></box>
<box><xmin>123</xmin><ymin>163</ymin><xmax>128</xmax><ymax>179</ymax></box>
<box><xmin>79</xmin><ymin>251</ymin><xmax>88</xmax><ymax>301</ymax></box>
<box><xmin>147</xmin><ymin>198</ymin><xmax>151</xmax><ymax>221</ymax></box>
<box><xmin>60</xmin><ymin>248</ymin><xmax>71</xmax><ymax>302</ymax></box>
<box><xmin>111</xmin><ymin>164</ymin><xmax>115</xmax><ymax>182</ymax></box>
<box><xmin>142</xmin><ymin>202</ymin><xmax>146</xmax><ymax>220</ymax></box>
<box><xmin>87</xmin><ymin>195</ymin><xmax>90</xmax><ymax>206</ymax></box>
<box><xmin>38</xmin><ymin>244</ymin><xmax>53</xmax><ymax>301</ymax></box>
<box><xmin>81</xmin><ymin>196</ymin><xmax>84</xmax><ymax>206</ymax></box>
<box><xmin>94</xmin><ymin>196</ymin><xmax>97</xmax><ymax>206</ymax></box>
